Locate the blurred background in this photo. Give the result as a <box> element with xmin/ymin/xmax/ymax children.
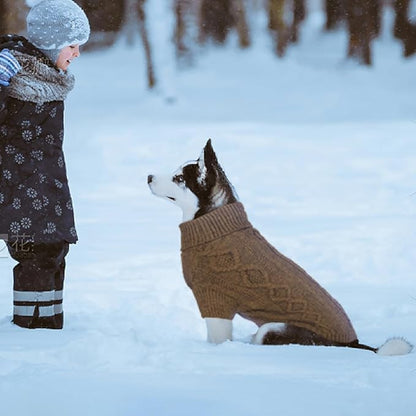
<box><xmin>1</xmin><ymin>0</ymin><xmax>415</xmax><ymax>88</ymax></box>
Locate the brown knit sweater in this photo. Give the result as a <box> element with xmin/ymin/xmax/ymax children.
<box><xmin>180</xmin><ymin>202</ymin><xmax>357</xmax><ymax>344</ymax></box>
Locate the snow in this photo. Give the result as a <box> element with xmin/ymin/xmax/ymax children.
<box><xmin>1</xmin><ymin>3</ymin><xmax>416</xmax><ymax>415</ymax></box>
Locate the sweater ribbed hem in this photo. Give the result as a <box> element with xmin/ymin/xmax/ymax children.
<box><xmin>191</xmin><ymin>287</ymin><xmax>237</xmax><ymax>320</ymax></box>
<box><xmin>180</xmin><ymin>202</ymin><xmax>251</xmax><ymax>250</ymax></box>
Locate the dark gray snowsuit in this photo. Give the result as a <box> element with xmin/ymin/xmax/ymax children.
<box><xmin>0</xmin><ymin>35</ymin><xmax>78</xmax><ymax>328</ymax></box>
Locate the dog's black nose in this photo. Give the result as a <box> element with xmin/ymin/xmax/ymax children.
<box><xmin>147</xmin><ymin>175</ymin><xmax>154</xmax><ymax>184</ymax></box>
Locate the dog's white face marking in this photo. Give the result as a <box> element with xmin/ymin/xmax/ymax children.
<box><xmin>197</xmin><ymin>148</ymin><xmax>207</xmax><ymax>185</ymax></box>
<box><xmin>148</xmin><ymin>163</ymin><xmax>199</xmax><ymax>222</ymax></box>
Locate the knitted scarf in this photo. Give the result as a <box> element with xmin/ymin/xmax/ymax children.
<box><xmin>7</xmin><ymin>51</ymin><xmax>75</xmax><ymax>104</ymax></box>
<box><xmin>180</xmin><ymin>202</ymin><xmax>357</xmax><ymax>344</ymax></box>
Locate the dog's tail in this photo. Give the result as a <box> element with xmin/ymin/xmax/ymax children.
<box><xmin>350</xmin><ymin>337</ymin><xmax>413</xmax><ymax>356</ymax></box>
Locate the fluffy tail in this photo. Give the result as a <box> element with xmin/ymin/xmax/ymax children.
<box><xmin>352</xmin><ymin>337</ymin><xmax>413</xmax><ymax>356</ymax></box>
<box><xmin>375</xmin><ymin>338</ymin><xmax>413</xmax><ymax>356</ymax></box>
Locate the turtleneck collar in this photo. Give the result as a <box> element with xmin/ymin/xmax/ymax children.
<box><xmin>180</xmin><ymin>202</ymin><xmax>252</xmax><ymax>250</ymax></box>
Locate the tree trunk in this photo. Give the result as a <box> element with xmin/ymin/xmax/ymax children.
<box><xmin>346</xmin><ymin>0</ymin><xmax>371</xmax><ymax>65</ymax></box>
<box><xmin>78</xmin><ymin>0</ymin><xmax>124</xmax><ymax>50</ymax></box>
<box><xmin>1</xmin><ymin>0</ymin><xmax>28</xmax><ymax>34</ymax></box>
<box><xmin>79</xmin><ymin>0</ymin><xmax>124</xmax><ymax>32</ymax></box>
<box><xmin>394</xmin><ymin>0</ymin><xmax>409</xmax><ymax>39</ymax></box>
<box><xmin>369</xmin><ymin>0</ymin><xmax>382</xmax><ymax>37</ymax></box>
<box><xmin>0</xmin><ymin>0</ymin><xmax>5</xmax><ymax>35</ymax></box>
<box><xmin>267</xmin><ymin>0</ymin><xmax>289</xmax><ymax>57</ymax></box>
<box><xmin>198</xmin><ymin>0</ymin><xmax>234</xmax><ymax>44</ymax></box>
<box><xmin>345</xmin><ymin>0</ymin><xmax>381</xmax><ymax>65</ymax></box>
<box><xmin>267</xmin><ymin>0</ymin><xmax>306</xmax><ymax>57</ymax></box>
<box><xmin>289</xmin><ymin>0</ymin><xmax>306</xmax><ymax>43</ymax></box>
<box><xmin>324</xmin><ymin>0</ymin><xmax>345</xmax><ymax>31</ymax></box>
<box><xmin>394</xmin><ymin>0</ymin><xmax>416</xmax><ymax>57</ymax></box>
<box><xmin>137</xmin><ymin>0</ymin><xmax>156</xmax><ymax>88</ymax></box>
<box><xmin>231</xmin><ymin>0</ymin><xmax>251</xmax><ymax>48</ymax></box>
<box><xmin>174</xmin><ymin>0</ymin><xmax>189</xmax><ymax>59</ymax></box>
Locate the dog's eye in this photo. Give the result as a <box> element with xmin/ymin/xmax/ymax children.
<box><xmin>174</xmin><ymin>174</ymin><xmax>185</xmax><ymax>184</ymax></box>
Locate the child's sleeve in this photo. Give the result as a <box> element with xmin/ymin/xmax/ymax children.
<box><xmin>0</xmin><ymin>85</ymin><xmax>8</xmax><ymax>124</ymax></box>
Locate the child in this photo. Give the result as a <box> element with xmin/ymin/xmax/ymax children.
<box><xmin>0</xmin><ymin>0</ymin><xmax>90</xmax><ymax>329</ymax></box>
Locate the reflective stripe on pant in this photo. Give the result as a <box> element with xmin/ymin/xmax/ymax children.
<box><xmin>13</xmin><ymin>289</ymin><xmax>63</xmax><ymax>317</ymax></box>
<box><xmin>7</xmin><ymin>241</ymin><xmax>69</xmax><ymax>329</ymax></box>
<box><xmin>14</xmin><ymin>303</ymin><xmax>63</xmax><ymax>317</ymax></box>
<box><xmin>14</xmin><ymin>290</ymin><xmax>63</xmax><ymax>302</ymax></box>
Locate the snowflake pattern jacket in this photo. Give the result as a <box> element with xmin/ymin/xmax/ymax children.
<box><xmin>0</xmin><ymin>35</ymin><xmax>78</xmax><ymax>244</ymax></box>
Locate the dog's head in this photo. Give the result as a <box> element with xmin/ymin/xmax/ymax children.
<box><xmin>148</xmin><ymin>139</ymin><xmax>238</xmax><ymax>221</ymax></box>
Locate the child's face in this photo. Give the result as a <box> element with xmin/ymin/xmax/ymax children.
<box><xmin>56</xmin><ymin>45</ymin><xmax>80</xmax><ymax>71</ymax></box>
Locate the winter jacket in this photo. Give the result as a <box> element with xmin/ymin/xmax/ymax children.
<box><xmin>0</xmin><ymin>85</ymin><xmax>7</xmax><ymax>123</ymax></box>
<box><xmin>180</xmin><ymin>202</ymin><xmax>358</xmax><ymax>344</ymax></box>
<box><xmin>0</xmin><ymin>35</ymin><xmax>77</xmax><ymax>244</ymax></box>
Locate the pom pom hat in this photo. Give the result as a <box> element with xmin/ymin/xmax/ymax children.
<box><xmin>27</xmin><ymin>0</ymin><xmax>90</xmax><ymax>64</ymax></box>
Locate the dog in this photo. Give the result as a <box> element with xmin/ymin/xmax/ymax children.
<box><xmin>148</xmin><ymin>140</ymin><xmax>413</xmax><ymax>356</ymax></box>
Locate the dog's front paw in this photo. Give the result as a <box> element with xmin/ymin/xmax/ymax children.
<box><xmin>205</xmin><ymin>318</ymin><xmax>233</xmax><ymax>344</ymax></box>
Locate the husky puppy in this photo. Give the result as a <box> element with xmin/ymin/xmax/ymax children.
<box><xmin>148</xmin><ymin>140</ymin><xmax>412</xmax><ymax>356</ymax></box>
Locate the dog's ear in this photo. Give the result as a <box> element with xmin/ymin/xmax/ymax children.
<box><xmin>197</xmin><ymin>139</ymin><xmax>218</xmax><ymax>187</ymax></box>
<box><xmin>200</xmin><ymin>139</ymin><xmax>218</xmax><ymax>172</ymax></box>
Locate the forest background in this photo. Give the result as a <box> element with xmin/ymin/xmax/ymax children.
<box><xmin>1</xmin><ymin>0</ymin><xmax>416</xmax><ymax>89</ymax></box>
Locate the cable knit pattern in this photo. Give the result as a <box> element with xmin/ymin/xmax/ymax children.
<box><xmin>7</xmin><ymin>51</ymin><xmax>74</xmax><ymax>104</ymax></box>
<box><xmin>180</xmin><ymin>202</ymin><xmax>357</xmax><ymax>344</ymax></box>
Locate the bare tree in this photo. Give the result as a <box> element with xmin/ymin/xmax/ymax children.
<box><xmin>290</xmin><ymin>0</ymin><xmax>306</xmax><ymax>43</ymax></box>
<box><xmin>198</xmin><ymin>0</ymin><xmax>234</xmax><ymax>44</ymax></box>
<box><xmin>345</xmin><ymin>0</ymin><xmax>381</xmax><ymax>65</ymax></box>
<box><xmin>174</xmin><ymin>0</ymin><xmax>199</xmax><ymax>62</ymax></box>
<box><xmin>117</xmin><ymin>0</ymin><xmax>156</xmax><ymax>88</ymax></box>
<box><xmin>267</xmin><ymin>0</ymin><xmax>306</xmax><ymax>57</ymax></box>
<box><xmin>76</xmin><ymin>0</ymin><xmax>124</xmax><ymax>49</ymax></box>
<box><xmin>324</xmin><ymin>0</ymin><xmax>345</xmax><ymax>31</ymax></box>
<box><xmin>267</xmin><ymin>0</ymin><xmax>287</xmax><ymax>56</ymax></box>
<box><xmin>174</xmin><ymin>0</ymin><xmax>188</xmax><ymax>58</ymax></box>
<box><xmin>0</xmin><ymin>0</ymin><xmax>28</xmax><ymax>34</ymax></box>
<box><xmin>394</xmin><ymin>0</ymin><xmax>416</xmax><ymax>57</ymax></box>
<box><xmin>137</xmin><ymin>0</ymin><xmax>156</xmax><ymax>88</ymax></box>
<box><xmin>231</xmin><ymin>0</ymin><xmax>251</xmax><ymax>48</ymax></box>
<box><xmin>0</xmin><ymin>0</ymin><xmax>5</xmax><ymax>35</ymax></box>
<box><xmin>197</xmin><ymin>0</ymin><xmax>250</xmax><ymax>48</ymax></box>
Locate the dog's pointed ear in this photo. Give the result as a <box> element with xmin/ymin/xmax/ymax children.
<box><xmin>197</xmin><ymin>139</ymin><xmax>218</xmax><ymax>186</ymax></box>
<box><xmin>199</xmin><ymin>139</ymin><xmax>218</xmax><ymax>172</ymax></box>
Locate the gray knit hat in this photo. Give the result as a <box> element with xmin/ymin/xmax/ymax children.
<box><xmin>27</xmin><ymin>0</ymin><xmax>90</xmax><ymax>63</ymax></box>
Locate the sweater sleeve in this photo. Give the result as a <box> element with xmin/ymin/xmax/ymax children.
<box><xmin>0</xmin><ymin>85</ymin><xmax>8</xmax><ymax>124</ymax></box>
<box><xmin>191</xmin><ymin>286</ymin><xmax>238</xmax><ymax>320</ymax></box>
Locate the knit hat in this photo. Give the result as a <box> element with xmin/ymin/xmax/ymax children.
<box><xmin>26</xmin><ymin>0</ymin><xmax>90</xmax><ymax>63</ymax></box>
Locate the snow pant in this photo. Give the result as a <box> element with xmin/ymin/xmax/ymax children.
<box><xmin>7</xmin><ymin>241</ymin><xmax>69</xmax><ymax>329</ymax></box>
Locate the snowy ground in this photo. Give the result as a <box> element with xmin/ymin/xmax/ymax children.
<box><xmin>1</xmin><ymin>4</ymin><xmax>416</xmax><ymax>415</ymax></box>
